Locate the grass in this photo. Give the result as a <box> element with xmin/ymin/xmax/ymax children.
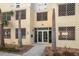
<box><xmin>0</xmin><ymin>47</ymin><xmax>20</xmax><ymax>53</ymax></box>
<box><xmin>0</xmin><ymin>44</ymin><xmax>33</xmax><ymax>54</ymax></box>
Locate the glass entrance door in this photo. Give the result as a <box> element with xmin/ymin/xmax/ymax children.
<box><xmin>34</xmin><ymin>28</ymin><xmax>52</xmax><ymax>44</ymax></box>
<box><xmin>43</xmin><ymin>31</ymin><xmax>48</xmax><ymax>42</ymax></box>
<box><xmin>37</xmin><ymin>30</ymin><xmax>48</xmax><ymax>43</ymax></box>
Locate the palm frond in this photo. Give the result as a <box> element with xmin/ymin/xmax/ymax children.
<box><xmin>7</xmin><ymin>11</ymin><xmax>14</xmax><ymax>16</ymax></box>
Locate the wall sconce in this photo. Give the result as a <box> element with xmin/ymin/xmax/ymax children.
<box><xmin>42</xmin><ymin>24</ymin><xmax>44</xmax><ymax>26</ymax></box>
<box><xmin>31</xmin><ymin>34</ymin><xmax>33</xmax><ymax>38</ymax></box>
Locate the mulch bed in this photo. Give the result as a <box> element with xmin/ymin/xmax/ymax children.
<box><xmin>0</xmin><ymin>44</ymin><xmax>33</xmax><ymax>55</ymax></box>
<box><xmin>44</xmin><ymin>46</ymin><xmax>79</xmax><ymax>56</ymax></box>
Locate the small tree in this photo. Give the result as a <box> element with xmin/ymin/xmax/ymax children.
<box><xmin>0</xmin><ymin>9</ymin><xmax>14</xmax><ymax>48</ymax></box>
<box><xmin>0</xmin><ymin>9</ymin><xmax>5</xmax><ymax>48</ymax></box>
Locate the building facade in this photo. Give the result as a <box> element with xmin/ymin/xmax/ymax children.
<box><xmin>0</xmin><ymin>3</ymin><xmax>79</xmax><ymax>49</ymax></box>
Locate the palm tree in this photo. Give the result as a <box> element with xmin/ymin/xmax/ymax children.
<box><xmin>0</xmin><ymin>9</ymin><xmax>5</xmax><ymax>48</ymax></box>
<box><xmin>0</xmin><ymin>9</ymin><xmax>14</xmax><ymax>48</ymax></box>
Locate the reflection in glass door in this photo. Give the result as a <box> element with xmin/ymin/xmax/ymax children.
<box><xmin>43</xmin><ymin>31</ymin><xmax>48</xmax><ymax>42</ymax></box>
<box><xmin>38</xmin><ymin>31</ymin><xmax>42</xmax><ymax>42</ymax></box>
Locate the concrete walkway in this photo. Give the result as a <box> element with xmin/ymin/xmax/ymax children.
<box><xmin>23</xmin><ymin>45</ymin><xmax>46</xmax><ymax>56</ymax></box>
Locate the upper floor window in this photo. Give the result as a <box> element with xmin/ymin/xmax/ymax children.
<box><xmin>16</xmin><ymin>3</ymin><xmax>20</xmax><ymax>8</ymax></box>
<box><xmin>4</xmin><ymin>29</ymin><xmax>11</xmax><ymax>39</ymax></box>
<box><xmin>44</xmin><ymin>3</ymin><xmax>47</xmax><ymax>5</ymax></box>
<box><xmin>16</xmin><ymin>10</ymin><xmax>26</xmax><ymax>20</ymax></box>
<box><xmin>37</xmin><ymin>12</ymin><xmax>47</xmax><ymax>21</ymax></box>
<box><xmin>16</xmin><ymin>5</ymin><xmax>20</xmax><ymax>8</ymax></box>
<box><xmin>58</xmin><ymin>3</ymin><xmax>75</xmax><ymax>16</ymax></box>
<box><xmin>59</xmin><ymin>27</ymin><xmax>75</xmax><ymax>40</ymax></box>
<box><xmin>2</xmin><ymin>12</ymin><xmax>11</xmax><ymax>21</ymax></box>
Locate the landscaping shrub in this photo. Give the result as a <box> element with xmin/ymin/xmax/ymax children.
<box><xmin>53</xmin><ymin>52</ymin><xmax>61</xmax><ymax>56</ymax></box>
<box><xmin>44</xmin><ymin>46</ymin><xmax>77</xmax><ymax>56</ymax></box>
<box><xmin>62</xmin><ymin>50</ymin><xmax>75</xmax><ymax>56</ymax></box>
<box><xmin>0</xmin><ymin>47</ymin><xmax>20</xmax><ymax>53</ymax></box>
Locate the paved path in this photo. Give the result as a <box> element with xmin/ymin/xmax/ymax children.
<box><xmin>23</xmin><ymin>45</ymin><xmax>46</xmax><ymax>56</ymax></box>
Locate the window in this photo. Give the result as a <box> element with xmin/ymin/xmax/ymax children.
<box><xmin>16</xmin><ymin>10</ymin><xmax>26</xmax><ymax>20</ymax></box>
<box><xmin>44</xmin><ymin>3</ymin><xmax>47</xmax><ymax>5</ymax></box>
<box><xmin>16</xmin><ymin>5</ymin><xmax>20</xmax><ymax>8</ymax></box>
<box><xmin>37</xmin><ymin>12</ymin><xmax>47</xmax><ymax>21</ymax></box>
<box><xmin>49</xmin><ymin>31</ymin><xmax>52</xmax><ymax>43</ymax></box>
<box><xmin>16</xmin><ymin>28</ymin><xmax>26</xmax><ymax>39</ymax></box>
<box><xmin>34</xmin><ymin>31</ymin><xmax>37</xmax><ymax>42</ymax></box>
<box><xmin>58</xmin><ymin>3</ymin><xmax>75</xmax><ymax>16</ymax></box>
<box><xmin>59</xmin><ymin>27</ymin><xmax>75</xmax><ymax>40</ymax></box>
<box><xmin>16</xmin><ymin>3</ymin><xmax>20</xmax><ymax>8</ymax></box>
<box><xmin>2</xmin><ymin>12</ymin><xmax>11</xmax><ymax>21</ymax></box>
<box><xmin>4</xmin><ymin>29</ymin><xmax>11</xmax><ymax>38</ymax></box>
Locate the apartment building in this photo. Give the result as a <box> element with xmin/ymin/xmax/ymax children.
<box><xmin>55</xmin><ymin>3</ymin><xmax>79</xmax><ymax>49</ymax></box>
<box><xmin>0</xmin><ymin>3</ymin><xmax>32</xmax><ymax>45</ymax></box>
<box><xmin>0</xmin><ymin>3</ymin><xmax>79</xmax><ymax>49</ymax></box>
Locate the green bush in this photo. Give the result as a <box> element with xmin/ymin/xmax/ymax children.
<box><xmin>0</xmin><ymin>47</ymin><xmax>20</xmax><ymax>53</ymax></box>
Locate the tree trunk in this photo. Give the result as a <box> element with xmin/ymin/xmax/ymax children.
<box><xmin>18</xmin><ymin>11</ymin><xmax>22</xmax><ymax>48</ymax></box>
<box><xmin>52</xmin><ymin>8</ymin><xmax>56</xmax><ymax>51</ymax></box>
<box><xmin>0</xmin><ymin>9</ymin><xmax>5</xmax><ymax>48</ymax></box>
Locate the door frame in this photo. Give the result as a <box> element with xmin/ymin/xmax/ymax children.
<box><xmin>37</xmin><ymin>30</ymin><xmax>49</xmax><ymax>43</ymax></box>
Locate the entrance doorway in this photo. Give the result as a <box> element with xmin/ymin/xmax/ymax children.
<box><xmin>37</xmin><ymin>30</ymin><xmax>48</xmax><ymax>43</ymax></box>
<box><xmin>34</xmin><ymin>27</ymin><xmax>52</xmax><ymax>44</ymax></box>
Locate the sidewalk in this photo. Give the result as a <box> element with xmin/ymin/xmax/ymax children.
<box><xmin>23</xmin><ymin>45</ymin><xmax>46</xmax><ymax>56</ymax></box>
